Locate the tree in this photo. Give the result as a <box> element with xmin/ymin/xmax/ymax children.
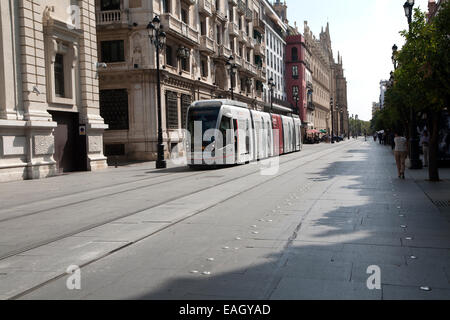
<box><xmin>385</xmin><ymin>3</ymin><xmax>449</xmax><ymax>181</ymax></box>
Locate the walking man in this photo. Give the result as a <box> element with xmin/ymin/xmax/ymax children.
<box><xmin>394</xmin><ymin>132</ymin><xmax>408</xmax><ymax>179</ymax></box>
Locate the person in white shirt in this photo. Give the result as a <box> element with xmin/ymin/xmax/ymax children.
<box><xmin>394</xmin><ymin>132</ymin><xmax>408</xmax><ymax>179</ymax></box>
<box><xmin>420</xmin><ymin>130</ymin><xmax>430</xmax><ymax>167</ymax></box>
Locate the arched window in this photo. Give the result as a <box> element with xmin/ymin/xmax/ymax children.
<box><xmin>292</xmin><ymin>47</ymin><xmax>298</xmax><ymax>61</ymax></box>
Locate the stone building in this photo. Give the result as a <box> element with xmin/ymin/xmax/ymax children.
<box><xmin>303</xmin><ymin>21</ymin><xmax>331</xmax><ymax>133</ymax></box>
<box><xmin>0</xmin><ymin>0</ymin><xmax>108</xmax><ymax>182</ymax></box>
<box><xmin>333</xmin><ymin>53</ymin><xmax>349</xmax><ymax>136</ymax></box>
<box><xmin>96</xmin><ymin>0</ymin><xmax>266</xmax><ymax>162</ymax></box>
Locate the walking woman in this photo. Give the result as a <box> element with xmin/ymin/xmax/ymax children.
<box><xmin>394</xmin><ymin>132</ymin><xmax>408</xmax><ymax>179</ymax></box>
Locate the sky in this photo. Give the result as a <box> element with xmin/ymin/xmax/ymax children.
<box><xmin>286</xmin><ymin>0</ymin><xmax>429</xmax><ymax>121</ymax></box>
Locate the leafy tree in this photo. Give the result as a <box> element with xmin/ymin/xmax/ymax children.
<box><xmin>382</xmin><ymin>2</ymin><xmax>449</xmax><ymax>181</ymax></box>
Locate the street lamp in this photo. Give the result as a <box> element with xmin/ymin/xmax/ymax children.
<box><xmin>293</xmin><ymin>93</ymin><xmax>300</xmax><ymax>115</ymax></box>
<box><xmin>226</xmin><ymin>55</ymin><xmax>238</xmax><ymax>100</ymax></box>
<box><xmin>404</xmin><ymin>0</ymin><xmax>415</xmax><ymax>27</ymax></box>
<box><xmin>147</xmin><ymin>16</ymin><xmax>167</xmax><ymax>169</ymax></box>
<box><xmin>392</xmin><ymin>44</ymin><xmax>398</xmax><ymax>70</ymax></box>
<box><xmin>330</xmin><ymin>97</ymin><xmax>335</xmax><ymax>143</ymax></box>
<box><xmin>268</xmin><ymin>77</ymin><xmax>276</xmax><ymax>112</ymax></box>
<box><xmin>402</xmin><ymin>0</ymin><xmax>422</xmax><ymax>169</ymax></box>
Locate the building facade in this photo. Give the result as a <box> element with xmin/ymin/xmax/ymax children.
<box><xmin>285</xmin><ymin>34</ymin><xmax>307</xmax><ymax>122</ymax></box>
<box><xmin>261</xmin><ymin>0</ymin><xmax>288</xmax><ymax>110</ymax></box>
<box><xmin>303</xmin><ymin>21</ymin><xmax>331</xmax><ymax>133</ymax></box>
<box><xmin>0</xmin><ymin>0</ymin><xmax>108</xmax><ymax>182</ymax></box>
<box><xmin>96</xmin><ymin>0</ymin><xmax>267</xmax><ymax>162</ymax></box>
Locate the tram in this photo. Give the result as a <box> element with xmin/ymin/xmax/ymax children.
<box><xmin>186</xmin><ymin>99</ymin><xmax>302</xmax><ymax>166</ymax></box>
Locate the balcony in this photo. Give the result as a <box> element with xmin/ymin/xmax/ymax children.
<box><xmin>307</xmin><ymin>102</ymin><xmax>315</xmax><ymax>110</ymax></box>
<box><xmin>243</xmin><ymin>61</ymin><xmax>257</xmax><ymax>76</ymax></box>
<box><xmin>181</xmin><ymin>0</ymin><xmax>196</xmax><ymax>5</ymax></box>
<box><xmin>254</xmin><ymin>41</ymin><xmax>266</xmax><ymax>56</ymax></box>
<box><xmin>214</xmin><ymin>44</ymin><xmax>232</xmax><ymax>60</ymax></box>
<box><xmin>253</xmin><ymin>16</ymin><xmax>265</xmax><ymax>34</ymax></box>
<box><xmin>239</xmin><ymin>30</ymin><xmax>248</xmax><ymax>43</ymax></box>
<box><xmin>199</xmin><ymin>0</ymin><xmax>213</xmax><ymax>17</ymax></box>
<box><xmin>228</xmin><ymin>0</ymin><xmax>238</xmax><ymax>7</ymax></box>
<box><xmin>199</xmin><ymin>35</ymin><xmax>215</xmax><ymax>53</ymax></box>
<box><xmin>160</xmin><ymin>13</ymin><xmax>199</xmax><ymax>46</ymax></box>
<box><xmin>245</xmin><ymin>8</ymin><xmax>253</xmax><ymax>21</ymax></box>
<box><xmin>96</xmin><ymin>10</ymin><xmax>128</xmax><ymax>26</ymax></box>
<box><xmin>256</xmin><ymin>66</ymin><xmax>266</xmax><ymax>80</ymax></box>
<box><xmin>214</xmin><ymin>9</ymin><xmax>228</xmax><ymax>23</ymax></box>
<box><xmin>237</xmin><ymin>0</ymin><xmax>246</xmax><ymax>14</ymax></box>
<box><xmin>229</xmin><ymin>22</ymin><xmax>239</xmax><ymax>37</ymax></box>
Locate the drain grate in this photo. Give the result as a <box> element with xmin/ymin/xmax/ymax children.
<box><xmin>432</xmin><ymin>200</ymin><xmax>450</xmax><ymax>208</ymax></box>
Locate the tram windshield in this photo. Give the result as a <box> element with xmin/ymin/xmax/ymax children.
<box><xmin>187</xmin><ymin>107</ymin><xmax>221</xmax><ymax>148</ymax></box>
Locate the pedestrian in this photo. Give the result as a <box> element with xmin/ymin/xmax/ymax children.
<box><xmin>420</xmin><ymin>130</ymin><xmax>430</xmax><ymax>167</ymax></box>
<box><xmin>394</xmin><ymin>132</ymin><xmax>408</xmax><ymax>179</ymax></box>
<box><xmin>374</xmin><ymin>133</ymin><xmax>377</xmax><ymax>142</ymax></box>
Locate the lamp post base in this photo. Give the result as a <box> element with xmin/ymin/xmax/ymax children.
<box><xmin>156</xmin><ymin>143</ymin><xmax>167</xmax><ymax>169</ymax></box>
<box><xmin>156</xmin><ymin>160</ymin><xmax>167</xmax><ymax>169</ymax></box>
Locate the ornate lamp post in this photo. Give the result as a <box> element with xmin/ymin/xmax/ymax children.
<box><xmin>268</xmin><ymin>77</ymin><xmax>276</xmax><ymax>112</ymax></box>
<box><xmin>226</xmin><ymin>55</ymin><xmax>238</xmax><ymax>100</ymax></box>
<box><xmin>392</xmin><ymin>44</ymin><xmax>398</xmax><ymax>70</ymax></box>
<box><xmin>293</xmin><ymin>93</ymin><xmax>300</xmax><ymax>115</ymax></box>
<box><xmin>147</xmin><ymin>16</ymin><xmax>167</xmax><ymax>169</ymax></box>
<box><xmin>403</xmin><ymin>0</ymin><xmax>422</xmax><ymax>169</ymax></box>
<box><xmin>330</xmin><ymin>97</ymin><xmax>335</xmax><ymax>143</ymax></box>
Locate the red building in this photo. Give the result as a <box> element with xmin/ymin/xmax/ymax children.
<box><xmin>285</xmin><ymin>35</ymin><xmax>307</xmax><ymax>123</ymax></box>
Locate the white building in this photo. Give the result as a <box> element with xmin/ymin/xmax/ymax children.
<box><xmin>261</xmin><ymin>0</ymin><xmax>287</xmax><ymax>105</ymax></box>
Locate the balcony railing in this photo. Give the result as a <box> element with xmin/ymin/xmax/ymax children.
<box><xmin>229</xmin><ymin>22</ymin><xmax>239</xmax><ymax>37</ymax></box>
<box><xmin>245</xmin><ymin>8</ymin><xmax>253</xmax><ymax>21</ymax></box>
<box><xmin>96</xmin><ymin>10</ymin><xmax>127</xmax><ymax>25</ymax></box>
<box><xmin>160</xmin><ymin>13</ymin><xmax>199</xmax><ymax>45</ymax></box>
<box><xmin>200</xmin><ymin>35</ymin><xmax>215</xmax><ymax>53</ymax></box>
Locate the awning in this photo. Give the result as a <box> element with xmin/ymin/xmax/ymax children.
<box><xmin>320</xmin><ymin>129</ymin><xmax>327</xmax><ymax>133</ymax></box>
<box><xmin>307</xmin><ymin>129</ymin><xmax>319</xmax><ymax>134</ymax></box>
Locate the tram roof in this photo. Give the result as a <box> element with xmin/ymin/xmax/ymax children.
<box><xmin>191</xmin><ymin>99</ymin><xmax>248</xmax><ymax>109</ymax></box>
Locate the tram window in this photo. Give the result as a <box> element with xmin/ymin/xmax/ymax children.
<box><xmin>219</xmin><ymin>116</ymin><xmax>232</xmax><ymax>146</ymax></box>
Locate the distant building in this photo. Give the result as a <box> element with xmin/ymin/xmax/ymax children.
<box><xmin>372</xmin><ymin>102</ymin><xmax>381</xmax><ymax>116</ymax></box>
<box><xmin>379</xmin><ymin>80</ymin><xmax>389</xmax><ymax>109</ymax></box>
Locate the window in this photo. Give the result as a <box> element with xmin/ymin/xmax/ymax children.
<box><xmin>101</xmin><ymin>40</ymin><xmax>125</xmax><ymax>63</ymax></box>
<box><xmin>293</xmin><ymin>85</ymin><xmax>299</xmax><ymax>97</ymax></box>
<box><xmin>292</xmin><ymin>47</ymin><xmax>298</xmax><ymax>61</ymax></box>
<box><xmin>201</xmin><ymin>58</ymin><xmax>208</xmax><ymax>78</ymax></box>
<box><xmin>100</xmin><ymin>89</ymin><xmax>129</xmax><ymax>130</ymax></box>
<box><xmin>200</xmin><ymin>20</ymin><xmax>206</xmax><ymax>36</ymax></box>
<box><xmin>101</xmin><ymin>0</ymin><xmax>120</xmax><ymax>11</ymax></box>
<box><xmin>181</xmin><ymin>8</ymin><xmax>188</xmax><ymax>24</ymax></box>
<box><xmin>292</xmin><ymin>65</ymin><xmax>299</xmax><ymax>79</ymax></box>
<box><xmin>181</xmin><ymin>56</ymin><xmax>189</xmax><ymax>72</ymax></box>
<box><xmin>166</xmin><ymin>91</ymin><xmax>179</xmax><ymax>129</ymax></box>
<box><xmin>54</xmin><ymin>54</ymin><xmax>65</xmax><ymax>97</ymax></box>
<box><xmin>166</xmin><ymin>45</ymin><xmax>174</xmax><ymax>66</ymax></box>
<box><xmin>181</xmin><ymin>94</ymin><xmax>191</xmax><ymax>129</ymax></box>
<box><xmin>162</xmin><ymin>0</ymin><xmax>170</xmax><ymax>13</ymax></box>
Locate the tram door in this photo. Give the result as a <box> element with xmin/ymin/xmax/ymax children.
<box><xmin>219</xmin><ymin>115</ymin><xmax>233</xmax><ymax>165</ymax></box>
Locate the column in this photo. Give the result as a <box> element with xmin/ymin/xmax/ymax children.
<box><xmin>77</xmin><ymin>0</ymin><xmax>108</xmax><ymax>171</ymax></box>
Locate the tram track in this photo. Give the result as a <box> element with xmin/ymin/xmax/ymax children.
<box><xmin>6</xmin><ymin>141</ymin><xmax>358</xmax><ymax>300</ymax></box>
<box><xmin>1</xmin><ymin>141</ymin><xmax>356</xmax><ymax>263</ymax></box>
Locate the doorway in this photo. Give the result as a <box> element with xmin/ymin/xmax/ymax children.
<box><xmin>49</xmin><ymin>111</ymin><xmax>87</xmax><ymax>173</ymax></box>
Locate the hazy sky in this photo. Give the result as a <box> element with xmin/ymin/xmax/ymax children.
<box><xmin>286</xmin><ymin>0</ymin><xmax>429</xmax><ymax>121</ymax></box>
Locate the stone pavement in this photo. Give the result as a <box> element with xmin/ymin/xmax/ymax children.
<box><xmin>1</xmin><ymin>139</ymin><xmax>449</xmax><ymax>300</ymax></box>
